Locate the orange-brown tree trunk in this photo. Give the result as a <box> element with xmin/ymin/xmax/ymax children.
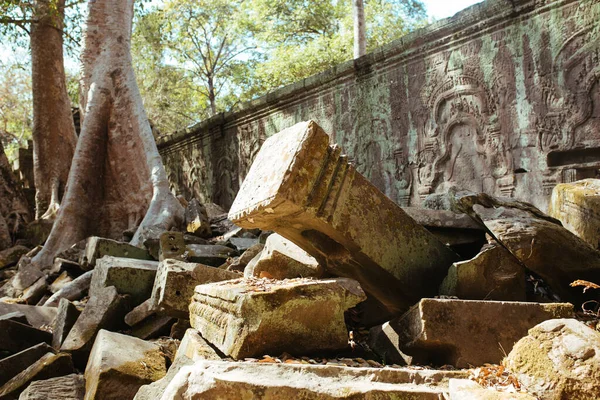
<box><xmin>30</xmin><ymin>0</ymin><xmax>77</xmax><ymax>219</ymax></box>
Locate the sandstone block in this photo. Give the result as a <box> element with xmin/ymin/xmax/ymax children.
<box><xmin>228</xmin><ymin>237</ymin><xmax>259</xmax><ymax>252</ymax></box>
<box><xmin>133</xmin><ymin>356</ymin><xmax>192</xmax><ymax>400</ymax></box>
<box><xmin>186</xmin><ymin>244</ymin><xmax>235</xmax><ymax>266</ymax></box>
<box><xmin>0</xmin><ymin>245</ymin><xmax>29</xmax><ymax>269</ymax></box>
<box><xmin>89</xmin><ymin>256</ymin><xmax>158</xmax><ymax>306</ymax></box>
<box><xmin>368</xmin><ymin>299</ymin><xmax>573</xmax><ymax>368</ymax></box>
<box><xmin>185</xmin><ymin>199</ymin><xmax>211</xmax><ymax>238</ymax></box>
<box><xmin>549</xmin><ymin>179</ymin><xmax>600</xmax><ymax>249</ymax></box>
<box><xmin>18</xmin><ymin>374</ymin><xmax>85</xmax><ymax>400</ymax></box>
<box><xmin>49</xmin><ymin>271</ymin><xmax>74</xmax><ymax>293</ymax></box>
<box><xmin>52</xmin><ymin>299</ymin><xmax>81</xmax><ymax>350</ymax></box>
<box><xmin>225</xmin><ymin>242</ymin><xmax>264</xmax><ymax>272</ymax></box>
<box><xmin>130</xmin><ymin>315</ymin><xmax>176</xmax><ymax>340</ymax></box>
<box><xmin>0</xmin><ymin>319</ymin><xmax>52</xmax><ymax>354</ymax></box>
<box><xmin>448</xmin><ymin>379</ymin><xmax>536</xmax><ymax>399</ymax></box>
<box><xmin>158</xmin><ymin>231</ymin><xmax>186</xmax><ymax>261</ymax></box>
<box><xmin>161</xmin><ymin>360</ymin><xmax>468</xmax><ymax>399</ymax></box>
<box><xmin>504</xmin><ymin>318</ymin><xmax>600</xmax><ymax>400</ymax></box>
<box><xmin>125</xmin><ymin>298</ymin><xmax>155</xmax><ymax>327</ymax></box>
<box><xmin>150</xmin><ymin>259</ymin><xmax>238</xmax><ymax>318</ymax></box>
<box><xmin>244</xmin><ymin>233</ymin><xmax>323</xmax><ymax>279</ymax></box>
<box><xmin>228</xmin><ymin>121</ymin><xmax>457</xmax><ymax>316</ymax></box>
<box><xmin>84</xmin><ymin>330</ymin><xmax>166</xmax><ymax>400</ymax></box>
<box><xmin>80</xmin><ymin>237</ymin><xmax>152</xmax><ymax>270</ymax></box>
<box><xmin>175</xmin><ymin>328</ymin><xmax>222</xmax><ymax>362</ymax></box>
<box><xmin>44</xmin><ymin>270</ymin><xmax>93</xmax><ymax>307</ymax></box>
<box><xmin>189</xmin><ymin>277</ymin><xmax>366</xmax><ymax>359</ymax></box>
<box><xmin>0</xmin><ymin>343</ymin><xmax>54</xmax><ymax>387</ymax></box>
<box><xmin>439</xmin><ymin>244</ymin><xmax>526</xmax><ymax>301</ymax></box>
<box><xmin>0</xmin><ymin>303</ymin><xmax>57</xmax><ymax>328</ymax></box>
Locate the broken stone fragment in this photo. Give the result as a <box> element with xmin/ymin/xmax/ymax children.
<box><xmin>189</xmin><ymin>277</ymin><xmax>366</xmax><ymax>359</ymax></box>
<box><xmin>549</xmin><ymin>179</ymin><xmax>600</xmax><ymax>249</ymax></box>
<box><xmin>130</xmin><ymin>315</ymin><xmax>176</xmax><ymax>340</ymax></box>
<box><xmin>84</xmin><ymin>330</ymin><xmax>167</xmax><ymax>400</ymax></box>
<box><xmin>228</xmin><ymin>121</ymin><xmax>457</xmax><ymax>316</ymax></box>
<box><xmin>439</xmin><ymin>244</ymin><xmax>526</xmax><ymax>301</ymax></box>
<box><xmin>150</xmin><ymin>259</ymin><xmax>238</xmax><ymax>318</ymax></box>
<box><xmin>0</xmin><ymin>311</ymin><xmax>28</xmax><ymax>324</ymax></box>
<box><xmin>49</xmin><ymin>271</ymin><xmax>74</xmax><ymax>293</ymax></box>
<box><xmin>225</xmin><ymin>242</ymin><xmax>264</xmax><ymax>272</ymax></box>
<box><xmin>18</xmin><ymin>374</ymin><xmax>85</xmax><ymax>400</ymax></box>
<box><xmin>89</xmin><ymin>256</ymin><xmax>158</xmax><ymax>306</ymax></box>
<box><xmin>448</xmin><ymin>379</ymin><xmax>536</xmax><ymax>400</ymax></box>
<box><xmin>52</xmin><ymin>299</ymin><xmax>81</xmax><ymax>350</ymax></box>
<box><xmin>0</xmin><ymin>303</ymin><xmax>57</xmax><ymax>329</ymax></box>
<box><xmin>133</xmin><ymin>356</ymin><xmax>192</xmax><ymax>400</ymax></box>
<box><xmin>0</xmin><ymin>319</ymin><xmax>52</xmax><ymax>354</ymax></box>
<box><xmin>161</xmin><ymin>360</ymin><xmax>468</xmax><ymax>399</ymax></box>
<box><xmin>125</xmin><ymin>298</ymin><xmax>155</xmax><ymax>327</ymax></box>
<box><xmin>0</xmin><ymin>352</ymin><xmax>74</xmax><ymax>399</ymax></box>
<box><xmin>0</xmin><ymin>245</ymin><xmax>30</xmax><ymax>269</ymax></box>
<box><xmin>44</xmin><ymin>270</ymin><xmax>93</xmax><ymax>307</ymax></box>
<box><xmin>0</xmin><ymin>343</ymin><xmax>55</xmax><ymax>387</ymax></box>
<box><xmin>244</xmin><ymin>233</ymin><xmax>323</xmax><ymax>279</ymax></box>
<box><xmin>49</xmin><ymin>258</ymin><xmax>82</xmax><ymax>276</ymax></box>
<box><xmin>175</xmin><ymin>328</ymin><xmax>222</xmax><ymax>362</ymax></box>
<box><xmin>504</xmin><ymin>318</ymin><xmax>600</xmax><ymax>400</ymax></box>
<box><xmin>20</xmin><ymin>276</ymin><xmax>47</xmax><ymax>304</ymax></box>
<box><xmin>186</xmin><ymin>244</ymin><xmax>235</xmax><ymax>266</ymax></box>
<box><xmin>227</xmin><ymin>237</ymin><xmax>259</xmax><ymax>252</ymax></box>
<box><xmin>80</xmin><ymin>237</ymin><xmax>152</xmax><ymax>270</ymax></box>
<box><xmin>60</xmin><ymin>286</ymin><xmax>130</xmax><ymax>367</ymax></box>
<box><xmin>368</xmin><ymin>298</ymin><xmax>573</xmax><ymax>368</ymax></box>
<box><xmin>185</xmin><ymin>199</ymin><xmax>211</xmax><ymax>238</ymax></box>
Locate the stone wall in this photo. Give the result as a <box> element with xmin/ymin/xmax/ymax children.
<box><xmin>158</xmin><ymin>0</ymin><xmax>600</xmax><ymax>212</ymax></box>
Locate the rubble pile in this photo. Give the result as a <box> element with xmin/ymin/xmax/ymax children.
<box><xmin>1</xmin><ymin>121</ymin><xmax>599</xmax><ymax>399</ymax></box>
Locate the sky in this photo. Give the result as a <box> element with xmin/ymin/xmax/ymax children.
<box><xmin>423</xmin><ymin>0</ymin><xmax>483</xmax><ymax>20</ymax></box>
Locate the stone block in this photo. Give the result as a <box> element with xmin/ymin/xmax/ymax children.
<box><xmin>228</xmin><ymin>237</ymin><xmax>259</xmax><ymax>252</ymax></box>
<box><xmin>0</xmin><ymin>343</ymin><xmax>54</xmax><ymax>387</ymax></box>
<box><xmin>161</xmin><ymin>360</ymin><xmax>468</xmax><ymax>399</ymax></box>
<box><xmin>60</xmin><ymin>286</ymin><xmax>130</xmax><ymax>367</ymax></box>
<box><xmin>448</xmin><ymin>379</ymin><xmax>536</xmax><ymax>400</ymax></box>
<box><xmin>439</xmin><ymin>244</ymin><xmax>526</xmax><ymax>301</ymax></box>
<box><xmin>49</xmin><ymin>271</ymin><xmax>73</xmax><ymax>293</ymax></box>
<box><xmin>228</xmin><ymin>121</ymin><xmax>457</xmax><ymax>316</ymax></box>
<box><xmin>158</xmin><ymin>231</ymin><xmax>186</xmax><ymax>261</ymax></box>
<box><xmin>174</xmin><ymin>329</ymin><xmax>222</xmax><ymax>362</ymax></box>
<box><xmin>150</xmin><ymin>259</ymin><xmax>238</xmax><ymax>318</ymax></box>
<box><xmin>368</xmin><ymin>299</ymin><xmax>574</xmax><ymax>368</ymax></box>
<box><xmin>20</xmin><ymin>276</ymin><xmax>47</xmax><ymax>305</ymax></box>
<box><xmin>0</xmin><ymin>303</ymin><xmax>57</xmax><ymax>329</ymax></box>
<box><xmin>84</xmin><ymin>330</ymin><xmax>167</xmax><ymax>400</ymax></box>
<box><xmin>0</xmin><ymin>319</ymin><xmax>52</xmax><ymax>354</ymax></box>
<box><xmin>18</xmin><ymin>374</ymin><xmax>85</xmax><ymax>400</ymax></box>
<box><xmin>189</xmin><ymin>277</ymin><xmax>366</xmax><ymax>359</ymax></box>
<box><xmin>0</xmin><ymin>352</ymin><xmax>74</xmax><ymax>400</ymax></box>
<box><xmin>52</xmin><ymin>299</ymin><xmax>81</xmax><ymax>350</ymax></box>
<box><xmin>50</xmin><ymin>258</ymin><xmax>82</xmax><ymax>276</ymax></box>
<box><xmin>225</xmin><ymin>243</ymin><xmax>264</xmax><ymax>272</ymax></box>
<box><xmin>133</xmin><ymin>356</ymin><xmax>192</xmax><ymax>400</ymax></box>
<box><xmin>244</xmin><ymin>233</ymin><xmax>323</xmax><ymax>279</ymax></box>
<box><xmin>0</xmin><ymin>245</ymin><xmax>29</xmax><ymax>269</ymax></box>
<box><xmin>80</xmin><ymin>237</ymin><xmax>152</xmax><ymax>270</ymax></box>
<box><xmin>44</xmin><ymin>270</ymin><xmax>93</xmax><ymax>307</ymax></box>
<box><xmin>125</xmin><ymin>298</ymin><xmax>155</xmax><ymax>327</ymax></box>
<box><xmin>89</xmin><ymin>256</ymin><xmax>158</xmax><ymax>306</ymax></box>
<box><xmin>505</xmin><ymin>319</ymin><xmax>600</xmax><ymax>400</ymax></box>
<box><xmin>130</xmin><ymin>315</ymin><xmax>176</xmax><ymax>340</ymax></box>
<box><xmin>185</xmin><ymin>199</ymin><xmax>211</xmax><ymax>238</ymax></box>
<box><xmin>186</xmin><ymin>244</ymin><xmax>235</xmax><ymax>266</ymax></box>
<box><xmin>0</xmin><ymin>311</ymin><xmax>28</xmax><ymax>324</ymax></box>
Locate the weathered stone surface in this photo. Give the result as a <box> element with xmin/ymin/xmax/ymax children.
<box><xmin>453</xmin><ymin>191</ymin><xmax>600</xmax><ymax>304</ymax></box>
<box><xmin>49</xmin><ymin>271</ymin><xmax>73</xmax><ymax>293</ymax></box>
<box><xmin>80</xmin><ymin>237</ymin><xmax>152</xmax><ymax>270</ymax></box>
<box><xmin>0</xmin><ymin>319</ymin><xmax>52</xmax><ymax>354</ymax></box>
<box><xmin>186</xmin><ymin>244</ymin><xmax>235</xmax><ymax>266</ymax></box>
<box><xmin>44</xmin><ymin>270</ymin><xmax>93</xmax><ymax>307</ymax></box>
<box><xmin>20</xmin><ymin>276</ymin><xmax>47</xmax><ymax>304</ymax></box>
<box><xmin>125</xmin><ymin>298</ymin><xmax>155</xmax><ymax>327</ymax></box>
<box><xmin>448</xmin><ymin>379</ymin><xmax>536</xmax><ymax>400</ymax></box>
<box><xmin>244</xmin><ymin>233</ymin><xmax>323</xmax><ymax>279</ymax></box>
<box><xmin>89</xmin><ymin>256</ymin><xmax>158</xmax><ymax>306</ymax></box>
<box><xmin>50</xmin><ymin>258</ymin><xmax>82</xmax><ymax>276</ymax></box>
<box><xmin>84</xmin><ymin>330</ymin><xmax>166</xmax><ymax>400</ymax></box>
<box><xmin>0</xmin><ymin>352</ymin><xmax>74</xmax><ymax>399</ymax></box>
<box><xmin>61</xmin><ymin>286</ymin><xmax>130</xmax><ymax>366</ymax></box>
<box><xmin>133</xmin><ymin>356</ymin><xmax>192</xmax><ymax>400</ymax></box>
<box><xmin>169</xmin><ymin>318</ymin><xmax>190</xmax><ymax>340</ymax></box>
<box><xmin>228</xmin><ymin>121</ymin><xmax>457</xmax><ymax>316</ymax></box>
<box><xmin>185</xmin><ymin>199</ymin><xmax>211</xmax><ymax>238</ymax></box>
<box><xmin>0</xmin><ymin>343</ymin><xmax>54</xmax><ymax>387</ymax></box>
<box><xmin>505</xmin><ymin>318</ymin><xmax>600</xmax><ymax>400</ymax></box>
<box><xmin>0</xmin><ymin>303</ymin><xmax>57</xmax><ymax>329</ymax></box>
<box><xmin>225</xmin><ymin>242</ymin><xmax>264</xmax><ymax>272</ymax></box>
<box><xmin>368</xmin><ymin>299</ymin><xmax>573</xmax><ymax>368</ymax></box>
<box><xmin>190</xmin><ymin>277</ymin><xmax>366</xmax><ymax>359</ymax></box>
<box><xmin>130</xmin><ymin>315</ymin><xmax>176</xmax><ymax>340</ymax></box>
<box><xmin>0</xmin><ymin>311</ymin><xmax>28</xmax><ymax>324</ymax></box>
<box><xmin>162</xmin><ymin>360</ymin><xmax>468</xmax><ymax>399</ymax></box>
<box><xmin>52</xmin><ymin>299</ymin><xmax>81</xmax><ymax>350</ymax></box>
<box><xmin>150</xmin><ymin>259</ymin><xmax>238</xmax><ymax>318</ymax></box>
<box><xmin>0</xmin><ymin>246</ymin><xmax>29</xmax><ymax>269</ymax></box>
<box><xmin>440</xmin><ymin>244</ymin><xmax>526</xmax><ymax>301</ymax></box>
<box><xmin>175</xmin><ymin>329</ymin><xmax>222</xmax><ymax>362</ymax></box>
<box><xmin>23</xmin><ymin>219</ymin><xmax>52</xmax><ymax>248</ymax></box>
<box><xmin>18</xmin><ymin>374</ymin><xmax>85</xmax><ymax>400</ymax></box>
<box><xmin>549</xmin><ymin>179</ymin><xmax>600</xmax><ymax>249</ymax></box>
<box><xmin>158</xmin><ymin>231</ymin><xmax>186</xmax><ymax>261</ymax></box>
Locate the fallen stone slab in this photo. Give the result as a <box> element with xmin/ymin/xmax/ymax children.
<box><xmin>20</xmin><ymin>276</ymin><xmax>47</xmax><ymax>305</ymax></box>
<box><xmin>244</xmin><ymin>233</ymin><xmax>323</xmax><ymax>280</ymax></box>
<box><xmin>0</xmin><ymin>343</ymin><xmax>55</xmax><ymax>387</ymax></box>
<box><xmin>190</xmin><ymin>277</ymin><xmax>366</xmax><ymax>359</ymax></box>
<box><xmin>228</xmin><ymin>237</ymin><xmax>259</xmax><ymax>252</ymax></box>
<box><xmin>0</xmin><ymin>352</ymin><xmax>74</xmax><ymax>399</ymax></box>
<box><xmin>0</xmin><ymin>303</ymin><xmax>57</xmax><ymax>328</ymax></box>
<box><xmin>133</xmin><ymin>356</ymin><xmax>192</xmax><ymax>400</ymax></box>
<box><xmin>368</xmin><ymin>299</ymin><xmax>573</xmax><ymax>368</ymax></box>
<box><xmin>150</xmin><ymin>259</ymin><xmax>238</xmax><ymax>318</ymax></box>
<box><xmin>439</xmin><ymin>244</ymin><xmax>526</xmax><ymax>301</ymax></box>
<box><xmin>175</xmin><ymin>329</ymin><xmax>222</xmax><ymax>362</ymax></box>
<box><xmin>80</xmin><ymin>237</ymin><xmax>152</xmax><ymax>270</ymax></box>
<box><xmin>44</xmin><ymin>270</ymin><xmax>93</xmax><ymax>307</ymax></box>
<box><xmin>169</xmin><ymin>318</ymin><xmax>190</xmax><ymax>340</ymax></box>
<box><xmin>228</xmin><ymin>121</ymin><xmax>457</xmax><ymax>316</ymax></box>
<box><xmin>130</xmin><ymin>315</ymin><xmax>176</xmax><ymax>340</ymax></box>
<box><xmin>0</xmin><ymin>245</ymin><xmax>29</xmax><ymax>269</ymax></box>
<box><xmin>89</xmin><ymin>256</ymin><xmax>158</xmax><ymax>306</ymax></box>
<box><xmin>52</xmin><ymin>299</ymin><xmax>81</xmax><ymax>350</ymax></box>
<box><xmin>505</xmin><ymin>318</ymin><xmax>600</xmax><ymax>400</ymax></box>
<box><xmin>161</xmin><ymin>360</ymin><xmax>468</xmax><ymax>399</ymax></box>
<box><xmin>125</xmin><ymin>298</ymin><xmax>155</xmax><ymax>327</ymax></box>
<box><xmin>186</xmin><ymin>244</ymin><xmax>235</xmax><ymax>266</ymax></box>
<box><xmin>549</xmin><ymin>179</ymin><xmax>600</xmax><ymax>249</ymax></box>
<box><xmin>49</xmin><ymin>271</ymin><xmax>73</xmax><ymax>293</ymax></box>
<box><xmin>60</xmin><ymin>286</ymin><xmax>130</xmax><ymax>367</ymax></box>
<box><xmin>50</xmin><ymin>258</ymin><xmax>82</xmax><ymax>276</ymax></box>
<box><xmin>84</xmin><ymin>330</ymin><xmax>166</xmax><ymax>400</ymax></box>
<box><xmin>0</xmin><ymin>311</ymin><xmax>28</xmax><ymax>324</ymax></box>
<box><xmin>448</xmin><ymin>379</ymin><xmax>536</xmax><ymax>399</ymax></box>
<box><xmin>0</xmin><ymin>319</ymin><xmax>52</xmax><ymax>354</ymax></box>
<box><xmin>18</xmin><ymin>374</ymin><xmax>85</xmax><ymax>400</ymax></box>
<box><xmin>158</xmin><ymin>231</ymin><xmax>186</xmax><ymax>261</ymax></box>
<box><xmin>185</xmin><ymin>199</ymin><xmax>211</xmax><ymax>238</ymax></box>
<box><xmin>226</xmin><ymin>243</ymin><xmax>264</xmax><ymax>272</ymax></box>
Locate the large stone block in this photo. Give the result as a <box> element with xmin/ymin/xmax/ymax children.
<box><xmin>84</xmin><ymin>330</ymin><xmax>166</xmax><ymax>400</ymax></box>
<box><xmin>150</xmin><ymin>259</ymin><xmax>238</xmax><ymax>318</ymax></box>
<box><xmin>0</xmin><ymin>319</ymin><xmax>52</xmax><ymax>355</ymax></box>
<box><xmin>174</xmin><ymin>329</ymin><xmax>222</xmax><ymax>362</ymax></box>
<box><xmin>19</xmin><ymin>374</ymin><xmax>85</xmax><ymax>400</ymax></box>
<box><xmin>549</xmin><ymin>179</ymin><xmax>600</xmax><ymax>249</ymax></box>
<box><xmin>80</xmin><ymin>237</ymin><xmax>152</xmax><ymax>270</ymax></box>
<box><xmin>228</xmin><ymin>121</ymin><xmax>457</xmax><ymax>315</ymax></box>
<box><xmin>185</xmin><ymin>199</ymin><xmax>211</xmax><ymax>238</ymax></box>
<box><xmin>0</xmin><ymin>303</ymin><xmax>57</xmax><ymax>329</ymax></box>
<box><xmin>89</xmin><ymin>256</ymin><xmax>158</xmax><ymax>306</ymax></box>
<box><xmin>0</xmin><ymin>343</ymin><xmax>54</xmax><ymax>387</ymax></box>
<box><xmin>368</xmin><ymin>299</ymin><xmax>573</xmax><ymax>368</ymax></box>
<box><xmin>189</xmin><ymin>277</ymin><xmax>366</xmax><ymax>359</ymax></box>
<box><xmin>44</xmin><ymin>270</ymin><xmax>93</xmax><ymax>307</ymax></box>
<box><xmin>161</xmin><ymin>360</ymin><xmax>468</xmax><ymax>399</ymax></box>
<box><xmin>52</xmin><ymin>299</ymin><xmax>81</xmax><ymax>350</ymax></box>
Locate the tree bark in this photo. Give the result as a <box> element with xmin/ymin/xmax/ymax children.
<box><xmin>30</xmin><ymin>0</ymin><xmax>78</xmax><ymax>219</ymax></box>
<box><xmin>353</xmin><ymin>0</ymin><xmax>366</xmax><ymax>59</ymax></box>
<box><xmin>31</xmin><ymin>0</ymin><xmax>184</xmax><ymax>269</ymax></box>
<box><xmin>0</xmin><ymin>141</ymin><xmax>30</xmax><ymax>250</ymax></box>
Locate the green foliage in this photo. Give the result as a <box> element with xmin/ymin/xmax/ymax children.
<box><xmin>0</xmin><ymin>59</ymin><xmax>32</xmax><ymax>161</ymax></box>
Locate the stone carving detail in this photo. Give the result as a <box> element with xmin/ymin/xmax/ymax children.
<box><xmin>237</xmin><ymin>122</ymin><xmax>266</xmax><ymax>184</ymax></box>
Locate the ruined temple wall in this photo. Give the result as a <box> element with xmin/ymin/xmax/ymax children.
<box><xmin>158</xmin><ymin>0</ymin><xmax>600</xmax><ymax>211</ymax></box>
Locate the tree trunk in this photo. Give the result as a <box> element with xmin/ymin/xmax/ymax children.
<box><xmin>30</xmin><ymin>0</ymin><xmax>78</xmax><ymax>220</ymax></box>
<box><xmin>0</xmin><ymin>141</ymin><xmax>30</xmax><ymax>250</ymax></box>
<box><xmin>31</xmin><ymin>0</ymin><xmax>184</xmax><ymax>269</ymax></box>
<box><xmin>353</xmin><ymin>0</ymin><xmax>366</xmax><ymax>59</ymax></box>
<box><xmin>207</xmin><ymin>75</ymin><xmax>217</xmax><ymax>116</ymax></box>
